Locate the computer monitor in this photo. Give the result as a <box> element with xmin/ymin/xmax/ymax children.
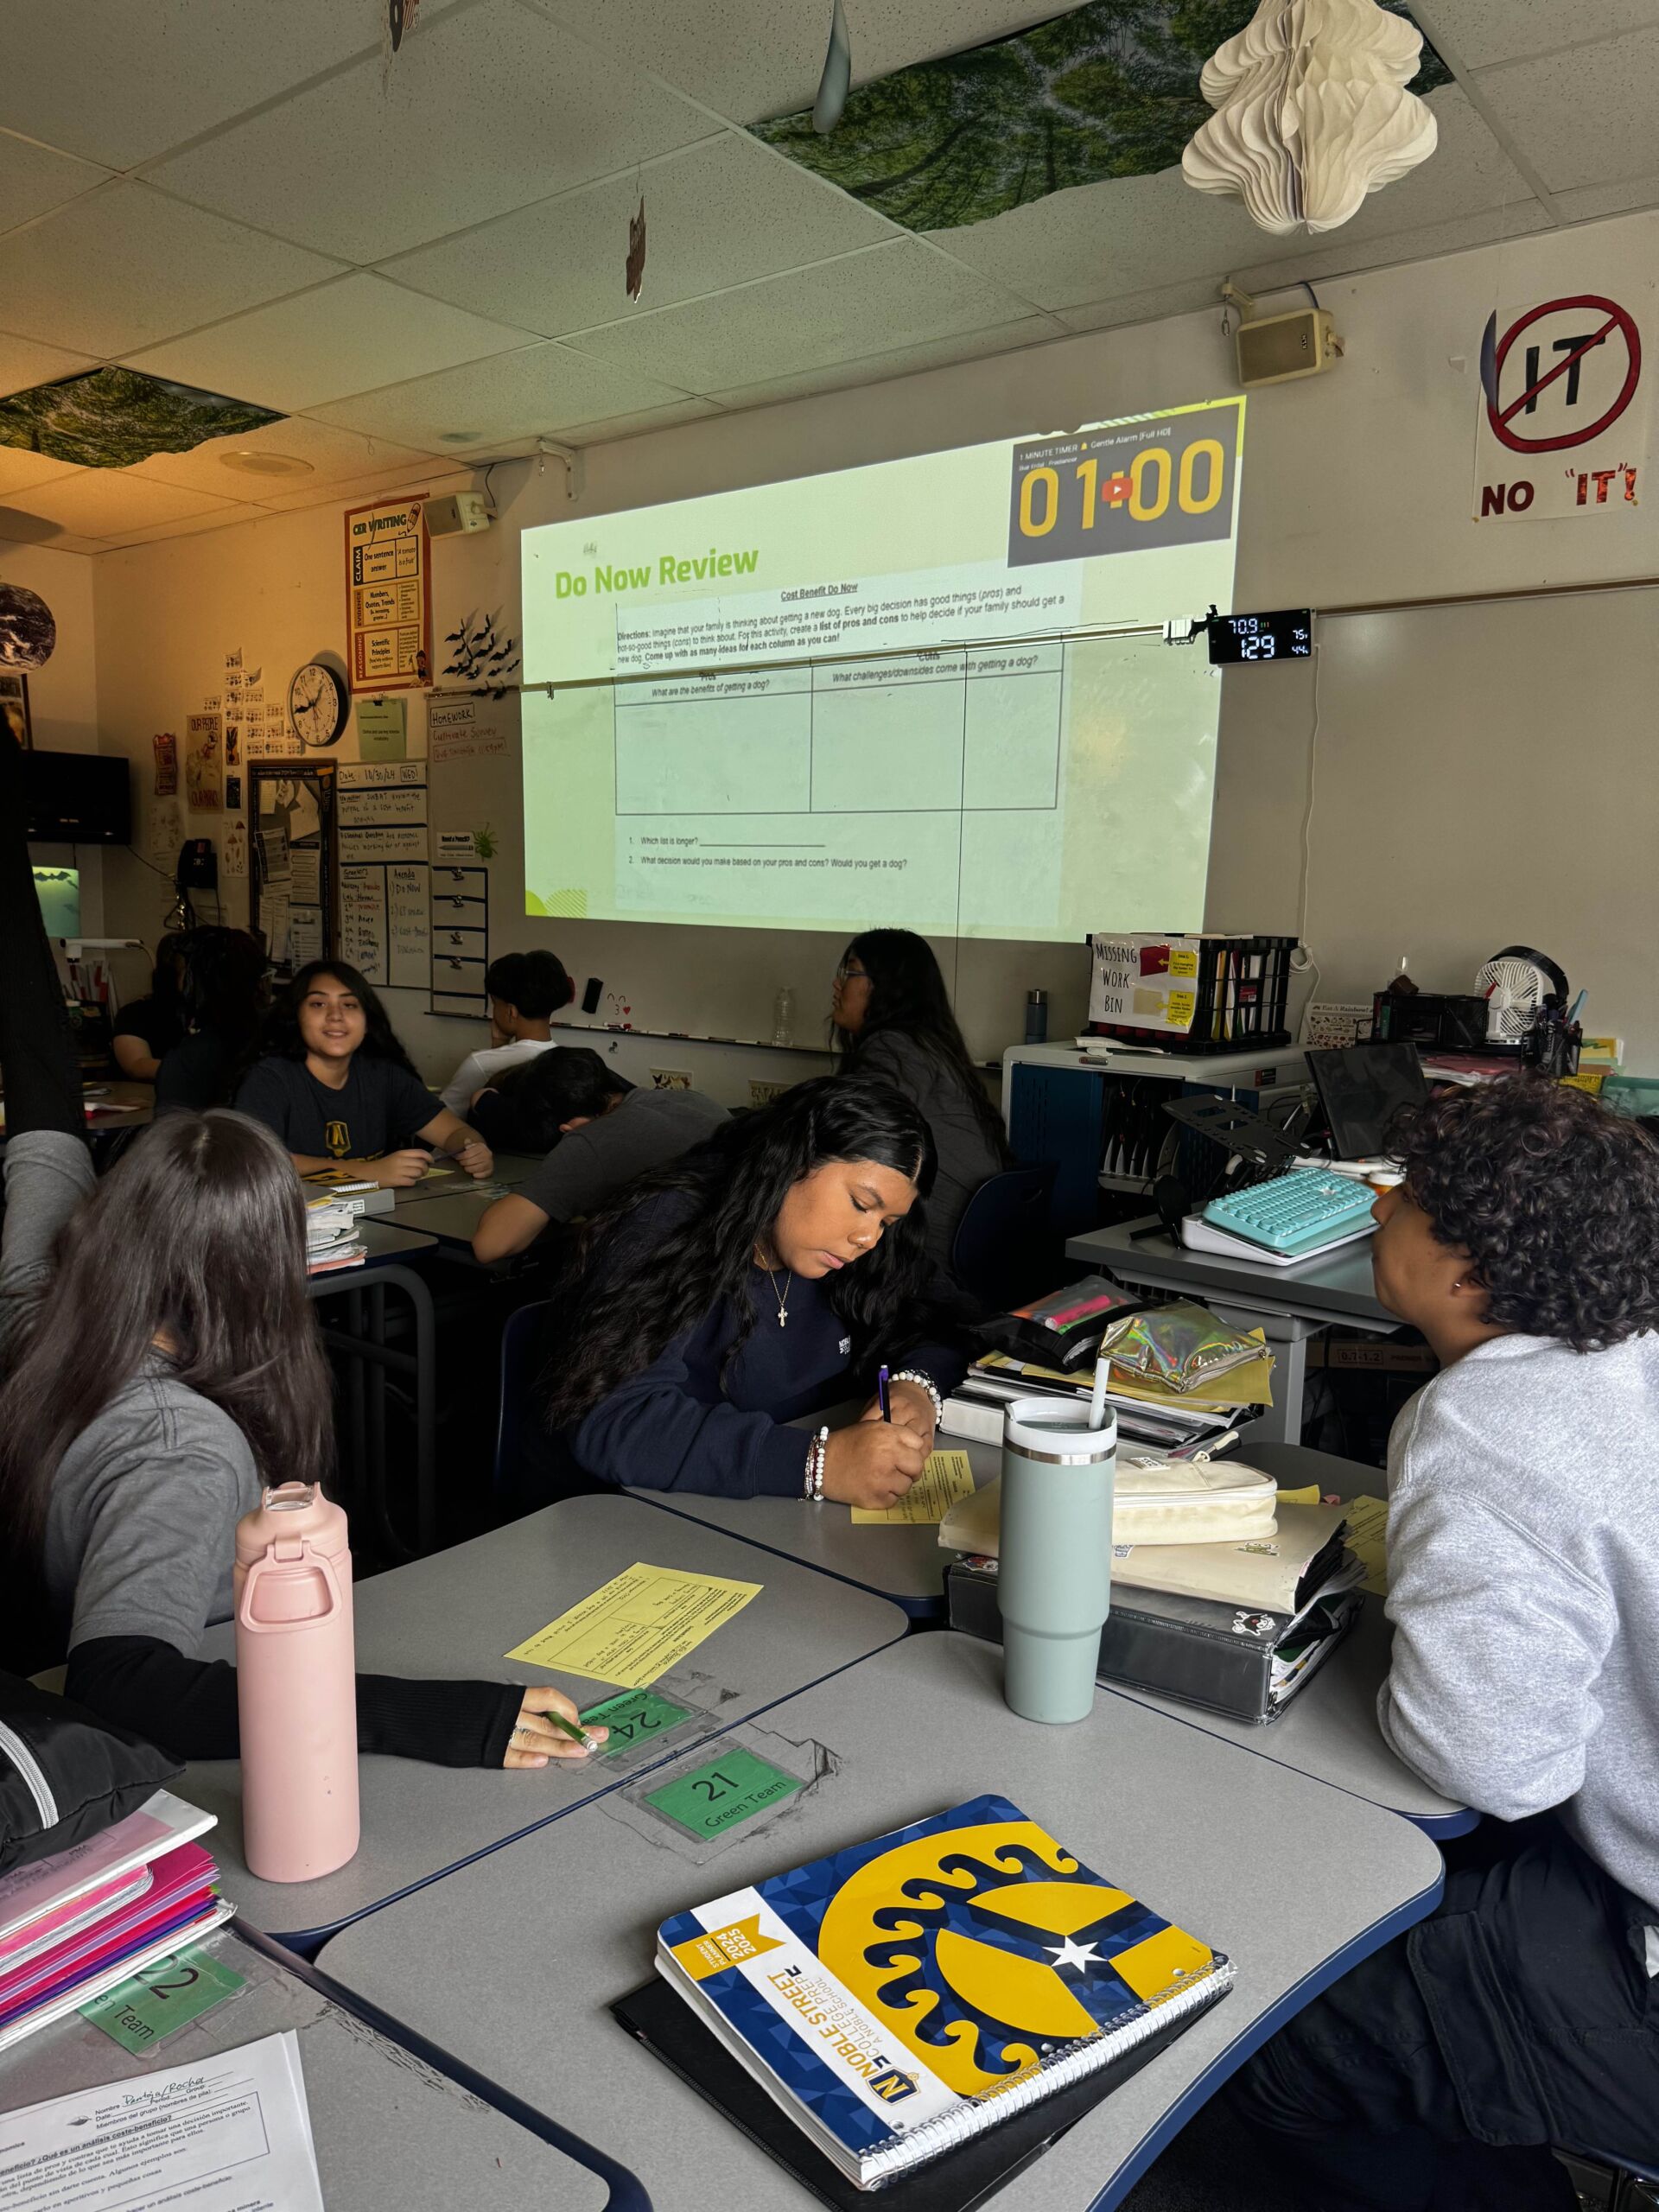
<box><xmin>1306</xmin><ymin>1043</ymin><xmax>1430</xmax><ymax>1160</ymax></box>
<box><xmin>31</xmin><ymin>864</ymin><xmax>80</xmax><ymax>937</ymax></box>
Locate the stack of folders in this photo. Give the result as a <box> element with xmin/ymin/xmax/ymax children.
<box><xmin>943</xmin><ymin>1333</ymin><xmax>1274</xmax><ymax>1458</ymax></box>
<box><xmin>942</xmin><ymin>1495</ymin><xmax>1363</xmax><ymax>1725</ymax></box>
<box><xmin>0</xmin><ymin>1790</ymin><xmax>232</xmax><ymax>2050</ymax></box>
<box><xmin>615</xmin><ymin>1796</ymin><xmax>1232</xmax><ymax>2205</ymax></box>
<box><xmin>305</xmin><ymin>1198</ymin><xmax>367</xmax><ymax>1274</ymax></box>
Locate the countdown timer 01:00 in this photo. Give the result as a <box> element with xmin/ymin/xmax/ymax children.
<box><xmin>1006</xmin><ymin>399</ymin><xmax>1241</xmax><ymax>567</ymax></box>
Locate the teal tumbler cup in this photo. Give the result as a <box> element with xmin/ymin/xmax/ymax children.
<box><xmin>999</xmin><ymin>1397</ymin><xmax>1116</xmax><ymax>1724</ymax></box>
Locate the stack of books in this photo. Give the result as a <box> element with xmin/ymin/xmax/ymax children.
<box><xmin>0</xmin><ymin>1790</ymin><xmax>232</xmax><ymax>2050</ymax></box>
<box><xmin>944</xmin><ymin>1335</ymin><xmax>1273</xmax><ymax>1456</ymax></box>
<box><xmin>305</xmin><ymin>1198</ymin><xmax>367</xmax><ymax>1274</ymax></box>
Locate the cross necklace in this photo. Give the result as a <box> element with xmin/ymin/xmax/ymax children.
<box><xmin>760</xmin><ymin>1261</ymin><xmax>792</xmax><ymax>1327</ymax></box>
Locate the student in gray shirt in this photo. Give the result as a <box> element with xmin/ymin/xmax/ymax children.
<box><xmin>472</xmin><ymin>1048</ymin><xmax>727</xmax><ymax>1262</ymax></box>
<box><xmin>1229</xmin><ymin>1077</ymin><xmax>1659</xmax><ymax>2209</ymax></box>
<box><xmin>0</xmin><ymin>728</ymin><xmax>600</xmax><ymax>1774</ymax></box>
<box><xmin>830</xmin><ymin>930</ymin><xmax>1009</xmax><ymax>1273</ymax></box>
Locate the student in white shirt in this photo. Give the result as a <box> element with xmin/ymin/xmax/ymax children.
<box><xmin>439</xmin><ymin>950</ymin><xmax>571</xmax><ymax>1117</ymax></box>
<box><xmin>1230</xmin><ymin>1075</ymin><xmax>1659</xmax><ymax>2211</ymax></box>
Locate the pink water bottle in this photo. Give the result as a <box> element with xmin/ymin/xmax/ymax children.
<box><xmin>233</xmin><ymin>1483</ymin><xmax>359</xmax><ymax>1883</ymax></box>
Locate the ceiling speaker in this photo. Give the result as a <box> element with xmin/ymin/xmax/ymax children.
<box><xmin>1235</xmin><ymin>308</ymin><xmax>1341</xmax><ymax>388</ymax></box>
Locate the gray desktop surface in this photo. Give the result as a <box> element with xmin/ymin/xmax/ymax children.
<box><xmin>1067</xmin><ymin>1217</ymin><xmax>1392</xmax><ymax>1326</ymax></box>
<box><xmin>389</xmin><ymin>1149</ymin><xmax>541</xmax><ymax>1212</ymax></box>
<box><xmin>318</xmin><ymin>1634</ymin><xmax>1444</xmax><ymax>2212</ymax></box>
<box><xmin>1106</xmin><ymin>1596</ymin><xmax>1471</xmax><ymax>1835</ymax></box>
<box><xmin>329</xmin><ymin>1216</ymin><xmax>438</xmax><ymax>1265</ymax></box>
<box><xmin>627</xmin><ymin>1424</ymin><xmax>1001</xmax><ymax>1612</ymax></box>
<box><xmin>0</xmin><ymin>1923</ymin><xmax>613</xmax><ymax>2211</ymax></box>
<box><xmin>186</xmin><ymin>1495</ymin><xmax>906</xmax><ymax>1948</ymax></box>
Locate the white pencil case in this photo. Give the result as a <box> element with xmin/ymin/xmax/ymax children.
<box><xmin>1112</xmin><ymin>1453</ymin><xmax>1278</xmax><ymax>1546</ymax></box>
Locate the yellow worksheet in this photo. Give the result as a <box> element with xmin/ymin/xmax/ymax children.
<box><xmin>851</xmin><ymin>1449</ymin><xmax>977</xmax><ymax>1526</ymax></box>
<box><xmin>1342</xmin><ymin>1494</ymin><xmax>1390</xmax><ymax>1595</ymax></box>
<box><xmin>505</xmin><ymin>1562</ymin><xmax>762</xmax><ymax>1688</ymax></box>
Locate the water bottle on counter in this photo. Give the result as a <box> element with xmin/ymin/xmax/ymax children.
<box><xmin>997</xmin><ymin>1398</ymin><xmax>1116</xmax><ymax>1724</ymax></box>
<box><xmin>234</xmin><ymin>1482</ymin><xmax>359</xmax><ymax>1883</ymax></box>
<box><xmin>1025</xmin><ymin>988</ymin><xmax>1048</xmax><ymax>1044</ymax></box>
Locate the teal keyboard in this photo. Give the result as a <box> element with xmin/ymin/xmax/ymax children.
<box><xmin>1203</xmin><ymin>1168</ymin><xmax>1378</xmax><ymax>1258</ymax></box>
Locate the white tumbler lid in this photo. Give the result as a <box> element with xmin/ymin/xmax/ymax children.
<box><xmin>1002</xmin><ymin>1396</ymin><xmax>1116</xmax><ymax>1463</ymax></box>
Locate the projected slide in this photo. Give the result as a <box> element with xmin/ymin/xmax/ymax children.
<box><xmin>521</xmin><ymin>398</ymin><xmax>1244</xmax><ymax>942</ymax></box>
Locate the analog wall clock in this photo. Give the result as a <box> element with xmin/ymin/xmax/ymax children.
<box><xmin>289</xmin><ymin>660</ymin><xmax>349</xmax><ymax>748</ymax></box>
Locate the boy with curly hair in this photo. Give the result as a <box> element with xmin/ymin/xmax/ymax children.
<box><xmin>1233</xmin><ymin>1075</ymin><xmax>1659</xmax><ymax>2209</ymax></box>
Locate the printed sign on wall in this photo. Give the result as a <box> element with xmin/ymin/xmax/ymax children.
<box><xmin>1475</xmin><ymin>292</ymin><xmax>1648</xmax><ymax>519</ymax></box>
<box><xmin>344</xmin><ymin>495</ymin><xmax>431</xmax><ymax>691</ymax></box>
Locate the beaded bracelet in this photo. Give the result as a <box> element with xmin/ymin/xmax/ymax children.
<box><xmin>889</xmin><ymin>1370</ymin><xmax>944</xmax><ymax>1426</ymax></box>
<box><xmin>802</xmin><ymin>1424</ymin><xmax>829</xmax><ymax>1502</ymax></box>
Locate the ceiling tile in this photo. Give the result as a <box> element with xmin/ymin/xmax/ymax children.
<box><xmin>382</xmin><ymin>131</ymin><xmax>896</xmax><ymax>337</ymax></box>
<box><xmin>0</xmin><ymin>331</ymin><xmax>99</xmax><ymax>399</ymax></box>
<box><xmin>6</xmin><ymin>468</ymin><xmax>238</xmax><ymax>537</ymax></box>
<box><xmin>250</xmin><ymin>458</ymin><xmax>455</xmax><ymax>513</ymax></box>
<box><xmin>929</xmin><ymin>90</ymin><xmax>1534</xmax><ymax>313</ymax></box>
<box><xmin>126</xmin><ymin>273</ymin><xmax>537</xmax><ymax>412</ymax></box>
<box><xmin>524</xmin><ymin>0</ymin><xmax>1070</xmax><ymax>126</ymax></box>
<box><xmin>97</xmin><ymin>500</ymin><xmax>274</xmax><ymax>548</ymax></box>
<box><xmin>1417</xmin><ymin>0</ymin><xmax>1659</xmax><ymax>70</ymax></box>
<box><xmin>564</xmin><ymin>240</ymin><xmax>1044</xmax><ymax>391</ymax></box>
<box><xmin>0</xmin><ymin>130</ymin><xmax>111</xmax><ymax>234</ymax></box>
<box><xmin>0</xmin><ymin>182</ymin><xmax>340</xmax><ymax>357</ymax></box>
<box><xmin>1474</xmin><ymin>25</ymin><xmax>1659</xmax><ymax>192</ymax></box>
<box><xmin>0</xmin><ymin>445</ymin><xmax>83</xmax><ymax>495</ymax></box>
<box><xmin>1553</xmin><ymin>169</ymin><xmax>1659</xmax><ymax>220</ymax></box>
<box><xmin>556</xmin><ymin>397</ymin><xmax>723</xmax><ymax>445</ymax></box>
<box><xmin>130</xmin><ymin>415</ymin><xmax>434</xmax><ymax>498</ymax></box>
<box><xmin>147</xmin><ymin>0</ymin><xmax>719</xmax><ymax>265</ymax></box>
<box><xmin>311</xmin><ymin>340</ymin><xmax>696</xmax><ymax>447</ymax></box>
<box><xmin>704</xmin><ymin>315</ymin><xmax>1058</xmax><ymax>408</ymax></box>
<box><xmin>1056</xmin><ymin>278</ymin><xmax>1237</xmax><ymax>334</ymax></box>
<box><xmin>0</xmin><ymin>0</ymin><xmax>417</xmax><ymax>170</ymax></box>
<box><xmin>1230</xmin><ymin>200</ymin><xmax>1552</xmax><ymax>295</ymax></box>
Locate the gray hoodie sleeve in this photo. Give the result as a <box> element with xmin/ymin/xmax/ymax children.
<box><xmin>0</xmin><ymin>1129</ymin><xmax>96</xmax><ymax>1363</ymax></box>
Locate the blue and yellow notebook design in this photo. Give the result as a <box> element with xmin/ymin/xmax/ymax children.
<box><xmin>656</xmin><ymin>1796</ymin><xmax>1232</xmax><ymax>2189</ymax></box>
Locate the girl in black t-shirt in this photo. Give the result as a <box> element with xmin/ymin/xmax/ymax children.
<box><xmin>236</xmin><ymin>962</ymin><xmax>492</xmax><ymax>1186</ymax></box>
<box><xmin>111</xmin><ymin>936</ymin><xmax>187</xmax><ymax>1080</ymax></box>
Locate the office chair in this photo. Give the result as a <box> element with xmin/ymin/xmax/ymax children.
<box><xmin>493</xmin><ymin>1297</ymin><xmax>550</xmax><ymax>1497</ymax></box>
<box><xmin>950</xmin><ymin>1161</ymin><xmax>1058</xmax><ymax>1313</ymax></box>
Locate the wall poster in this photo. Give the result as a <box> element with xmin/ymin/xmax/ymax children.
<box><xmin>344</xmin><ymin>494</ymin><xmax>431</xmax><ymax>692</ymax></box>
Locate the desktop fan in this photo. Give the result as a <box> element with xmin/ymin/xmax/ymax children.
<box><xmin>1475</xmin><ymin>946</ymin><xmax>1567</xmax><ymax>1046</ymax></box>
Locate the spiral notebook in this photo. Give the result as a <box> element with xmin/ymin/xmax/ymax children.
<box><xmin>652</xmin><ymin>1796</ymin><xmax>1232</xmax><ymax>2192</ymax></box>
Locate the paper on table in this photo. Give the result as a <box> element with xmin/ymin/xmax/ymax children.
<box><xmin>505</xmin><ymin>1563</ymin><xmax>761</xmax><ymax>1688</ymax></box>
<box><xmin>0</xmin><ymin>2025</ymin><xmax>321</xmax><ymax>2212</ymax></box>
<box><xmin>1342</xmin><ymin>1495</ymin><xmax>1389</xmax><ymax>1594</ymax></box>
<box><xmin>851</xmin><ymin>1449</ymin><xmax>977</xmax><ymax>1525</ymax></box>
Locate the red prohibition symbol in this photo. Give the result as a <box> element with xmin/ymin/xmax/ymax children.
<box><xmin>1484</xmin><ymin>295</ymin><xmax>1642</xmax><ymax>454</ymax></box>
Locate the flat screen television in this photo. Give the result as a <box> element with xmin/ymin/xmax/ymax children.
<box><xmin>23</xmin><ymin>750</ymin><xmax>132</xmax><ymax>844</ymax></box>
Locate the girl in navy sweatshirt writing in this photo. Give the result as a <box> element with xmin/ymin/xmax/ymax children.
<box><xmin>539</xmin><ymin>1077</ymin><xmax>968</xmax><ymax>1510</ymax></box>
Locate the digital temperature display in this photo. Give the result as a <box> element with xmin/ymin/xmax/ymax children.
<box><xmin>1207</xmin><ymin>609</ymin><xmax>1312</xmax><ymax>663</ymax></box>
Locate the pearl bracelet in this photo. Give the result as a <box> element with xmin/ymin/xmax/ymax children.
<box><xmin>889</xmin><ymin>1370</ymin><xmax>944</xmax><ymax>1426</ymax></box>
<box><xmin>802</xmin><ymin>1425</ymin><xmax>829</xmax><ymax>1503</ymax></box>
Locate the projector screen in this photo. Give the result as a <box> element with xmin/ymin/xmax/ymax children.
<box><xmin>520</xmin><ymin>397</ymin><xmax>1244</xmax><ymax>942</ymax></box>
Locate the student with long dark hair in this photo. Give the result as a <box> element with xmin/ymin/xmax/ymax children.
<box><xmin>539</xmin><ymin>1076</ymin><xmax>966</xmax><ymax>1508</ymax></box>
<box><xmin>830</xmin><ymin>929</ymin><xmax>1010</xmax><ymax>1268</ymax></box>
<box><xmin>237</xmin><ymin>960</ymin><xmax>492</xmax><ymax>1187</ymax></box>
<box><xmin>0</xmin><ymin>735</ymin><xmax>598</xmax><ymax>1770</ymax></box>
<box><xmin>1230</xmin><ymin>1077</ymin><xmax>1659</xmax><ymax>2209</ymax></box>
<box><xmin>154</xmin><ymin>925</ymin><xmax>268</xmax><ymax>1115</ymax></box>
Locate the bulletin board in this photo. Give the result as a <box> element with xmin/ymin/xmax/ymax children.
<box><xmin>251</xmin><ymin>760</ymin><xmax>336</xmax><ymax>977</ymax></box>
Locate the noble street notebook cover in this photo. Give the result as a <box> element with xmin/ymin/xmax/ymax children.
<box><xmin>648</xmin><ymin>1796</ymin><xmax>1232</xmax><ymax>2192</ymax></box>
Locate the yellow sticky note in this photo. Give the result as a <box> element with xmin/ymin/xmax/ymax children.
<box><xmin>1166</xmin><ymin>988</ymin><xmax>1197</xmax><ymax>1030</ymax></box>
<box><xmin>1167</xmin><ymin>948</ymin><xmax>1200</xmax><ymax>980</ymax></box>
<box><xmin>1342</xmin><ymin>1495</ymin><xmax>1389</xmax><ymax>1595</ymax></box>
<box><xmin>1275</xmin><ymin>1484</ymin><xmax>1321</xmax><ymax>1506</ymax></box>
<box><xmin>505</xmin><ymin>1562</ymin><xmax>761</xmax><ymax>1688</ymax></box>
<box><xmin>851</xmin><ymin>1449</ymin><xmax>977</xmax><ymax>1526</ymax></box>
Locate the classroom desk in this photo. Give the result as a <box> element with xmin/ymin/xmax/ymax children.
<box><xmin>317</xmin><ymin>1635</ymin><xmax>1446</xmax><ymax>2212</ymax></box>
<box><xmin>0</xmin><ymin>1921</ymin><xmax>636</xmax><ymax>2212</ymax></box>
<box><xmin>626</xmin><ymin>1418</ymin><xmax>1001</xmax><ymax>1619</ymax></box>
<box><xmin>182</xmin><ymin>1494</ymin><xmax>908</xmax><ymax>1953</ymax></box>
<box><xmin>307</xmin><ymin>1218</ymin><xmax>439</xmax><ymax>1555</ymax></box>
<box><xmin>388</xmin><ymin>1147</ymin><xmax>541</xmax><ymax>1211</ymax></box>
<box><xmin>1066</xmin><ymin>1217</ymin><xmax>1401</xmax><ymax>1445</ymax></box>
